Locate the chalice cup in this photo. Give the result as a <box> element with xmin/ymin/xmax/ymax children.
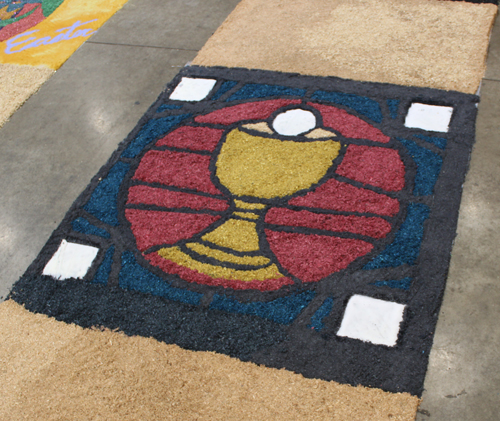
<box><xmin>157</xmin><ymin>108</ymin><xmax>343</xmax><ymax>284</ymax></box>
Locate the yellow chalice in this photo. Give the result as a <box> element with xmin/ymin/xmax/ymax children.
<box><xmin>157</xmin><ymin>108</ymin><xmax>342</xmax><ymax>283</ymax></box>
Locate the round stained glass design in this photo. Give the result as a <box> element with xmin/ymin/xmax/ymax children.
<box><xmin>123</xmin><ymin>99</ymin><xmax>407</xmax><ymax>292</ymax></box>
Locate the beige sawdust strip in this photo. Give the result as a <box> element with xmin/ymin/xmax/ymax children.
<box><xmin>0</xmin><ymin>300</ymin><xmax>420</xmax><ymax>421</ymax></box>
<box><xmin>0</xmin><ymin>63</ymin><xmax>54</xmax><ymax>128</ymax></box>
<box><xmin>192</xmin><ymin>0</ymin><xmax>497</xmax><ymax>94</ymax></box>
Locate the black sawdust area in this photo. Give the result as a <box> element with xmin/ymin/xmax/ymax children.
<box><xmin>9</xmin><ymin>275</ymin><xmax>287</xmax><ymax>360</ymax></box>
<box><xmin>9</xmin><ymin>273</ymin><xmax>436</xmax><ymax>396</ymax></box>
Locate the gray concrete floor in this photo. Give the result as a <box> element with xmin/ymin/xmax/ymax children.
<box><xmin>0</xmin><ymin>0</ymin><xmax>240</xmax><ymax>301</ymax></box>
<box><xmin>0</xmin><ymin>1</ymin><xmax>499</xmax><ymax>419</ymax></box>
<box><xmin>415</xmin><ymin>16</ymin><xmax>500</xmax><ymax>421</ymax></box>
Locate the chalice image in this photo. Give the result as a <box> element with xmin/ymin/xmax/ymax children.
<box><xmin>156</xmin><ymin>107</ymin><xmax>343</xmax><ymax>284</ymax></box>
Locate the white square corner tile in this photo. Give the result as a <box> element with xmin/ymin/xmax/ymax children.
<box><xmin>337</xmin><ymin>295</ymin><xmax>405</xmax><ymax>347</ymax></box>
<box><xmin>42</xmin><ymin>240</ymin><xmax>99</xmax><ymax>280</ymax></box>
<box><xmin>169</xmin><ymin>77</ymin><xmax>217</xmax><ymax>101</ymax></box>
<box><xmin>404</xmin><ymin>103</ymin><xmax>453</xmax><ymax>133</ymax></box>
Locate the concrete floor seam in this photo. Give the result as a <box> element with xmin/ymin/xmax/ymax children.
<box><xmin>87</xmin><ymin>41</ymin><xmax>199</xmax><ymax>51</ymax></box>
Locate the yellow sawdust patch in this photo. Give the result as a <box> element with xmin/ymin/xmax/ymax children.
<box><xmin>0</xmin><ymin>0</ymin><xmax>129</xmax><ymax>69</ymax></box>
<box><xmin>157</xmin><ymin>246</ymin><xmax>284</xmax><ymax>281</ymax></box>
<box><xmin>202</xmin><ymin>218</ymin><xmax>261</xmax><ymax>252</ymax></box>
<box><xmin>0</xmin><ymin>5</ymin><xmax>18</xmax><ymax>20</ymax></box>
<box><xmin>186</xmin><ymin>242</ymin><xmax>271</xmax><ymax>266</ymax></box>
<box><xmin>216</xmin><ymin>127</ymin><xmax>341</xmax><ymax>198</ymax></box>
<box><xmin>234</xmin><ymin>199</ymin><xmax>267</xmax><ymax>210</ymax></box>
<box><xmin>233</xmin><ymin>211</ymin><xmax>259</xmax><ymax>219</ymax></box>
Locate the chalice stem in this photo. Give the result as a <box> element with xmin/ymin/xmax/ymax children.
<box><xmin>190</xmin><ymin>199</ymin><xmax>269</xmax><ymax>267</ymax></box>
<box><xmin>157</xmin><ymin>197</ymin><xmax>285</xmax><ymax>279</ymax></box>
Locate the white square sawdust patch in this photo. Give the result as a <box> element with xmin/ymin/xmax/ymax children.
<box><xmin>337</xmin><ymin>295</ymin><xmax>406</xmax><ymax>347</ymax></box>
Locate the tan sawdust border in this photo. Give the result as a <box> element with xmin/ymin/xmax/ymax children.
<box><xmin>193</xmin><ymin>0</ymin><xmax>497</xmax><ymax>94</ymax></box>
<box><xmin>0</xmin><ymin>300</ymin><xmax>420</xmax><ymax>420</ymax></box>
<box><xmin>0</xmin><ymin>63</ymin><xmax>54</xmax><ymax>128</ymax></box>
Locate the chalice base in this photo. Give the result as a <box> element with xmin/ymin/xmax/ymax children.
<box><xmin>156</xmin><ymin>206</ymin><xmax>285</xmax><ymax>283</ymax></box>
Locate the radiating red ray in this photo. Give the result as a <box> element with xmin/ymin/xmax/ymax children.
<box><xmin>289</xmin><ymin>178</ymin><xmax>400</xmax><ymax>217</ymax></box>
<box><xmin>336</xmin><ymin>145</ymin><xmax>405</xmax><ymax>192</ymax></box>
<box><xmin>309</xmin><ymin>103</ymin><xmax>390</xmax><ymax>143</ymax></box>
<box><xmin>266</xmin><ymin>230</ymin><xmax>373</xmax><ymax>283</ymax></box>
<box><xmin>0</xmin><ymin>4</ymin><xmax>45</xmax><ymax>42</ymax></box>
<box><xmin>133</xmin><ymin>150</ymin><xmax>222</xmax><ymax>195</ymax></box>
<box><xmin>195</xmin><ymin>99</ymin><xmax>301</xmax><ymax>125</ymax></box>
<box><xmin>265</xmin><ymin>208</ymin><xmax>392</xmax><ymax>239</ymax></box>
<box><xmin>126</xmin><ymin>209</ymin><xmax>220</xmax><ymax>251</ymax></box>
<box><xmin>127</xmin><ymin>185</ymin><xmax>229</xmax><ymax>212</ymax></box>
<box><xmin>156</xmin><ymin>126</ymin><xmax>224</xmax><ymax>152</ymax></box>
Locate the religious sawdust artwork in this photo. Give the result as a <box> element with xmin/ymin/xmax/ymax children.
<box><xmin>10</xmin><ymin>66</ymin><xmax>479</xmax><ymax>396</ymax></box>
<box><xmin>0</xmin><ymin>0</ymin><xmax>128</xmax><ymax>128</ymax></box>
<box><xmin>0</xmin><ymin>0</ymin><xmax>64</xmax><ymax>42</ymax></box>
<box><xmin>0</xmin><ymin>0</ymin><xmax>128</xmax><ymax>68</ymax></box>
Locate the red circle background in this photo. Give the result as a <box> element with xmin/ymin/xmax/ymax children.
<box><xmin>125</xmin><ymin>99</ymin><xmax>405</xmax><ymax>291</ymax></box>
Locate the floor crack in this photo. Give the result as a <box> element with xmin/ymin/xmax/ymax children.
<box><xmin>87</xmin><ymin>41</ymin><xmax>199</xmax><ymax>52</ymax></box>
<box><xmin>445</xmin><ymin>389</ymin><xmax>467</xmax><ymax>399</ymax></box>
